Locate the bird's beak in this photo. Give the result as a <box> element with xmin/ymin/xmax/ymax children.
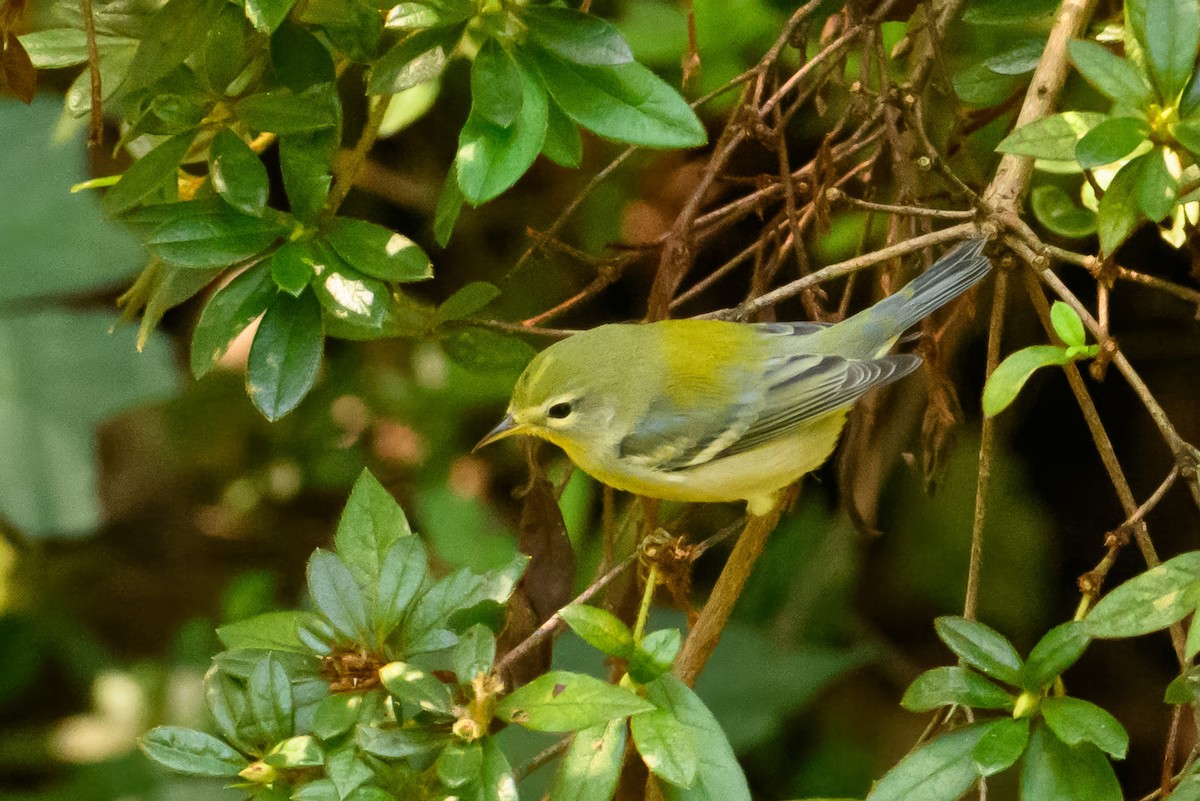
<box><xmin>473</xmin><ymin>413</ymin><xmax>526</xmax><ymax>452</ymax></box>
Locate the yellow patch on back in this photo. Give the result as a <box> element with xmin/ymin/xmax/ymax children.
<box><xmin>655</xmin><ymin>320</ymin><xmax>759</xmax><ymax>408</ymax></box>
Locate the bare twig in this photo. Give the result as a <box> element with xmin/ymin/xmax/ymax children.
<box><xmin>493</xmin><ymin>554</ymin><xmax>637</xmax><ymax>679</ymax></box>
<box><xmin>964</xmin><ymin>272</ymin><xmax>1008</xmax><ymax>620</ymax></box>
<box><xmin>80</xmin><ymin>0</ymin><xmax>103</xmax><ymax>148</ymax></box>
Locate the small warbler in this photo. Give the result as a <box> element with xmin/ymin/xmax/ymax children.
<box><xmin>476</xmin><ymin>238</ymin><xmax>991</xmax><ymax>516</ymax></box>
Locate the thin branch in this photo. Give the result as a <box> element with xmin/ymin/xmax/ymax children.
<box><xmin>80</xmin><ymin>0</ymin><xmax>103</xmax><ymax>148</ymax></box>
<box><xmin>493</xmin><ymin>554</ymin><xmax>637</xmax><ymax>679</ymax></box>
<box><xmin>673</xmin><ymin>488</ymin><xmax>795</xmax><ymax>686</ymax></box>
<box><xmin>324</xmin><ymin>95</ymin><xmax>388</xmax><ymax>218</ymax></box>
<box><xmin>964</xmin><ymin>272</ymin><xmax>1008</xmax><ymax>620</ymax></box>
<box><xmin>828</xmin><ymin>189</ymin><xmax>976</xmax><ymax>219</ymax></box>
<box><xmin>710</xmin><ymin>221</ymin><xmax>981</xmax><ymax>319</ymax></box>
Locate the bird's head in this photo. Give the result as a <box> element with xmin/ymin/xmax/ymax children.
<box><xmin>473</xmin><ymin>327</ymin><xmax>626</xmax><ymax>456</ymax></box>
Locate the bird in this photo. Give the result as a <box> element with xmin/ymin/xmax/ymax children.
<box><xmin>475</xmin><ymin>238</ymin><xmax>992</xmax><ymax>516</ymax></box>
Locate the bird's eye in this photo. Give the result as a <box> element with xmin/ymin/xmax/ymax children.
<box><xmin>547</xmin><ymin>402</ymin><xmax>573</xmax><ymax>419</ymax></box>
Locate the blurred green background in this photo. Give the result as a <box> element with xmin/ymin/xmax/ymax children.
<box><xmin>4</xmin><ymin>0</ymin><xmax>1200</xmax><ymax>798</ymax></box>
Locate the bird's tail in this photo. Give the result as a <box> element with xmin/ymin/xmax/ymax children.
<box><xmin>829</xmin><ymin>237</ymin><xmax>992</xmax><ymax>358</ymax></box>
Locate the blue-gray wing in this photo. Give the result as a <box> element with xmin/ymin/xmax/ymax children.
<box><xmin>717</xmin><ymin>351</ymin><xmax>921</xmax><ymax>458</ymax></box>
<box><xmin>617</xmin><ymin>350</ymin><xmax>921</xmax><ymax>471</ymax></box>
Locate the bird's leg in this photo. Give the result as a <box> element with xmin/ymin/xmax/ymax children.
<box><xmin>673</xmin><ymin>484</ymin><xmax>799</xmax><ymax>686</ymax></box>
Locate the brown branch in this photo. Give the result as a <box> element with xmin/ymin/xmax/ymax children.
<box><xmin>324</xmin><ymin>95</ymin><xmax>388</xmax><ymax>218</ymax></box>
<box><xmin>712</xmin><ymin>221</ymin><xmax>981</xmax><ymax>319</ymax></box>
<box><xmin>981</xmin><ymin>0</ymin><xmax>1099</xmax><ymax>213</ymax></box>
<box><xmin>964</xmin><ymin>272</ymin><xmax>1008</xmax><ymax>621</ymax></box>
<box><xmin>673</xmin><ymin>489</ymin><xmax>794</xmax><ymax>686</ymax></box>
<box><xmin>827</xmin><ymin>189</ymin><xmax>976</xmax><ymax>219</ymax></box>
<box><xmin>80</xmin><ymin>0</ymin><xmax>102</xmax><ymax>148</ymax></box>
<box><xmin>493</xmin><ymin>554</ymin><xmax>637</xmax><ymax>680</ymax></box>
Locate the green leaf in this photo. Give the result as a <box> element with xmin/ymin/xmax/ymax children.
<box><xmin>1137</xmin><ymin>146</ymin><xmax>1178</xmax><ymax>220</ymax></box>
<box><xmin>309</xmin><ymin>241</ymin><xmax>393</xmax><ymax>331</ymax></box>
<box><xmin>628</xmin><ymin>628</ymin><xmax>682</xmax><ymax>684</ymax></box>
<box><xmin>144</xmin><ymin>202</ymin><xmax>286</xmax><ymax>268</ymax></box>
<box><xmin>307</xmin><ymin>549</ymin><xmax>371</xmax><ymax>642</ymax></box>
<box><xmin>379</xmin><ymin>661</ymin><xmax>453</xmax><ymax>714</ymax></box>
<box><xmin>973</xmin><ymin>717</ymin><xmax>1029</xmax><ymax>777</ymax></box>
<box><xmin>1074</xmin><ymin>116</ymin><xmax>1149</xmax><ymax>169</ymax></box>
<box><xmin>441</xmin><ymin>326</ymin><xmax>537</xmax><ymax>374</ymax></box>
<box><xmin>324</xmin><ymin>741</ymin><xmax>374</xmax><ymax>797</ymax></box>
<box><xmin>953</xmin><ymin>61</ymin><xmax>1024</xmax><ymax>106</ymax></box>
<box><xmin>1098</xmin><ymin>155</ymin><xmax>1147</xmax><ymax>254</ymax></box>
<box><xmin>265</xmin><ymin>734</ymin><xmax>324</xmax><ymax>768</ymax></box>
<box><xmin>280</xmin><ymin>130</ymin><xmax>335</xmax><ymax>223</ymax></box>
<box><xmin>549</xmin><ymin>719</ymin><xmax>626</xmax><ymax>801</ymax></box>
<box><xmin>983</xmin><ymin>37</ymin><xmax>1046</xmax><ymax>75</ymax></box>
<box><xmin>983</xmin><ymin>344</ymin><xmax>1075</xmax><ymax>417</ymax></box>
<box><xmin>312</xmin><ymin>693</ymin><xmax>363</xmax><ymax>739</ymax></box>
<box><xmin>478</xmin><ymin>738</ymin><xmax>519</xmax><ymax>801</ymax></box>
<box><xmin>631</xmin><ymin>708</ymin><xmax>696</xmax><ymax>787</ymax></box>
<box><xmin>865</xmin><ymin>723</ymin><xmax>990</xmax><ymax>801</ymax></box>
<box><xmin>1084</xmin><ymin>551</ymin><xmax>1200</xmax><ymax>637</ymax></box>
<box><xmin>524</xmin><ymin>6</ymin><xmax>633</xmax><ymax>66</ymax></box>
<box><xmin>532</xmin><ymin>49</ymin><xmax>705</xmax><ymax>148</ymax></box>
<box><xmin>963</xmin><ymin>0</ymin><xmax>1057</xmax><ymax>25</ymax></box>
<box><xmin>238</xmin><ymin>84</ymin><xmax>340</xmax><ymax>134</ymax></box>
<box><xmin>471</xmin><ymin>39</ymin><xmax>524</xmax><ymax>128</ymax></box>
<box><xmin>1049</xmin><ymin>302</ymin><xmax>1088</xmax><ymax>348</ymax></box>
<box><xmin>1144</xmin><ymin>0</ymin><xmax>1200</xmax><ymax>102</ymax></box>
<box><xmin>335</xmin><ymin>469</ymin><xmax>415</xmax><ymax>586</ymax></box>
<box><xmin>1040</xmin><ymin>697</ymin><xmax>1128</xmax><ymax>759</ymax></box>
<box><xmin>123</xmin><ymin>0</ymin><xmax>225</xmax><ymax>93</ymax></box>
<box><xmin>197</xmin><ymin>3</ymin><xmax>250</xmax><ymax>94</ymax></box>
<box><xmin>438</xmin><ymin>742</ymin><xmax>482</xmax><ymax>788</ymax></box>
<box><xmin>2</xmin><ymin>98</ymin><xmax>145</xmax><ymax>302</ymax></box>
<box><xmin>457</xmin><ymin>56</ymin><xmax>549</xmax><ymax>203</ymax></box>
<box><xmin>376</xmin><ymin>537</ymin><xmax>428</xmax><ymax>636</ymax></box>
<box><xmin>1176</xmin><ymin>117</ymin><xmax>1200</xmax><ymax>159</ymax></box>
<box><xmin>1165</xmin><ymin>665</ymin><xmax>1200</xmax><ymax>704</ymax></box>
<box><xmin>434</xmin><ymin>168</ymin><xmax>464</xmax><ymax>247</ymax></box>
<box><xmin>216</xmin><ymin>610</ymin><xmax>315</xmax><ymax>652</ymax></box>
<box><xmin>1068</xmin><ymin>39</ymin><xmax>1152</xmax><ymax>108</ymax></box>
<box><xmin>900</xmin><ymin>666</ymin><xmax>1014</xmax><ymax>712</ymax></box>
<box><xmin>438</xmin><ymin>282</ymin><xmax>502</xmax><ymax>323</ymax></box>
<box><xmin>205</xmin><ymin>667</ymin><xmax>251</xmax><ymax>750</ymax></box>
<box><xmin>246</xmin><ymin>0</ymin><xmax>299</xmax><ymax>34</ymax></box>
<box><xmin>543</xmin><ymin>98</ymin><xmax>583</xmax><ymax>168</ymax></box>
<box><xmin>249</xmin><ymin>654</ymin><xmax>294</xmax><ymax>745</ymax></box>
<box><xmin>996</xmin><ymin>111</ymin><xmax>1107</xmax><ymax>160</ymax></box>
<box><xmin>402</xmin><ymin>555</ymin><xmax>528</xmax><ymax>653</ymax></box>
<box><xmin>1021</xmin><ymin>621</ymin><xmax>1091</xmax><ymax>690</ymax></box>
<box><xmin>933</xmin><ymin>617</ymin><xmax>1023</xmax><ymax>684</ymax></box>
<box><xmin>293</xmin><ymin>779</ymin><xmax>340</xmax><ymax>801</ymax></box>
<box><xmin>356</xmin><ymin>724</ymin><xmax>438</xmax><ymax>759</ymax></box>
<box><xmin>18</xmin><ymin>29</ymin><xmax>134</xmax><ymax>68</ymax></box>
<box><xmin>454</xmin><ymin>624</ymin><xmax>496</xmax><ymax>681</ymax></box>
<box><xmin>102</xmin><ymin>131</ymin><xmax>197</xmax><ymax>217</ymax></box>
<box><xmin>647</xmin><ymin>674</ymin><xmax>750</xmax><ymax>801</ymax></box>
<box><xmin>1188</xmin><ymin>613</ymin><xmax>1200</xmax><ymax>660</ymax></box>
<box><xmin>368</xmin><ymin>25</ymin><xmax>463</xmax><ymax>95</ymax></box>
<box><xmin>139</xmin><ymin>726</ymin><xmax>247</xmax><ymax>777</ymax></box>
<box><xmin>272</xmin><ymin>21</ymin><xmax>336</xmax><ymax>92</ymax></box>
<box><xmin>1031</xmin><ymin>184</ymin><xmax>1097</xmax><ymax>238</ymax></box>
<box><xmin>323</xmin><ymin>218</ymin><xmax>433</xmax><ymax>282</ymax></box>
<box><xmin>270</xmin><ymin>240</ymin><xmax>315</xmax><ymax>295</ymax></box>
<box><xmin>0</xmin><ymin>310</ymin><xmax>179</xmax><ymax>535</ymax></box>
<box><xmin>209</xmin><ymin>128</ymin><xmax>270</xmax><ymax>217</ymax></box>
<box><xmin>247</xmin><ymin>288</ymin><xmax>324</xmax><ymax>420</ymax></box>
<box><xmin>559</xmin><ymin>604</ymin><xmax>634</xmax><ymax>659</ymax></box>
<box><xmin>191</xmin><ymin>262</ymin><xmax>276</xmax><ymax>378</ymax></box>
<box><xmin>1020</xmin><ymin>723</ymin><xmax>1122</xmax><ymax>801</ymax></box>
<box><xmin>496</xmin><ymin>671</ymin><xmax>654</xmax><ymax>732</ymax></box>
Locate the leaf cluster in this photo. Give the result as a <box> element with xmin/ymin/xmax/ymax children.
<box><xmin>140</xmin><ymin>469</ymin><xmax>750</xmax><ymax>801</ymax></box>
